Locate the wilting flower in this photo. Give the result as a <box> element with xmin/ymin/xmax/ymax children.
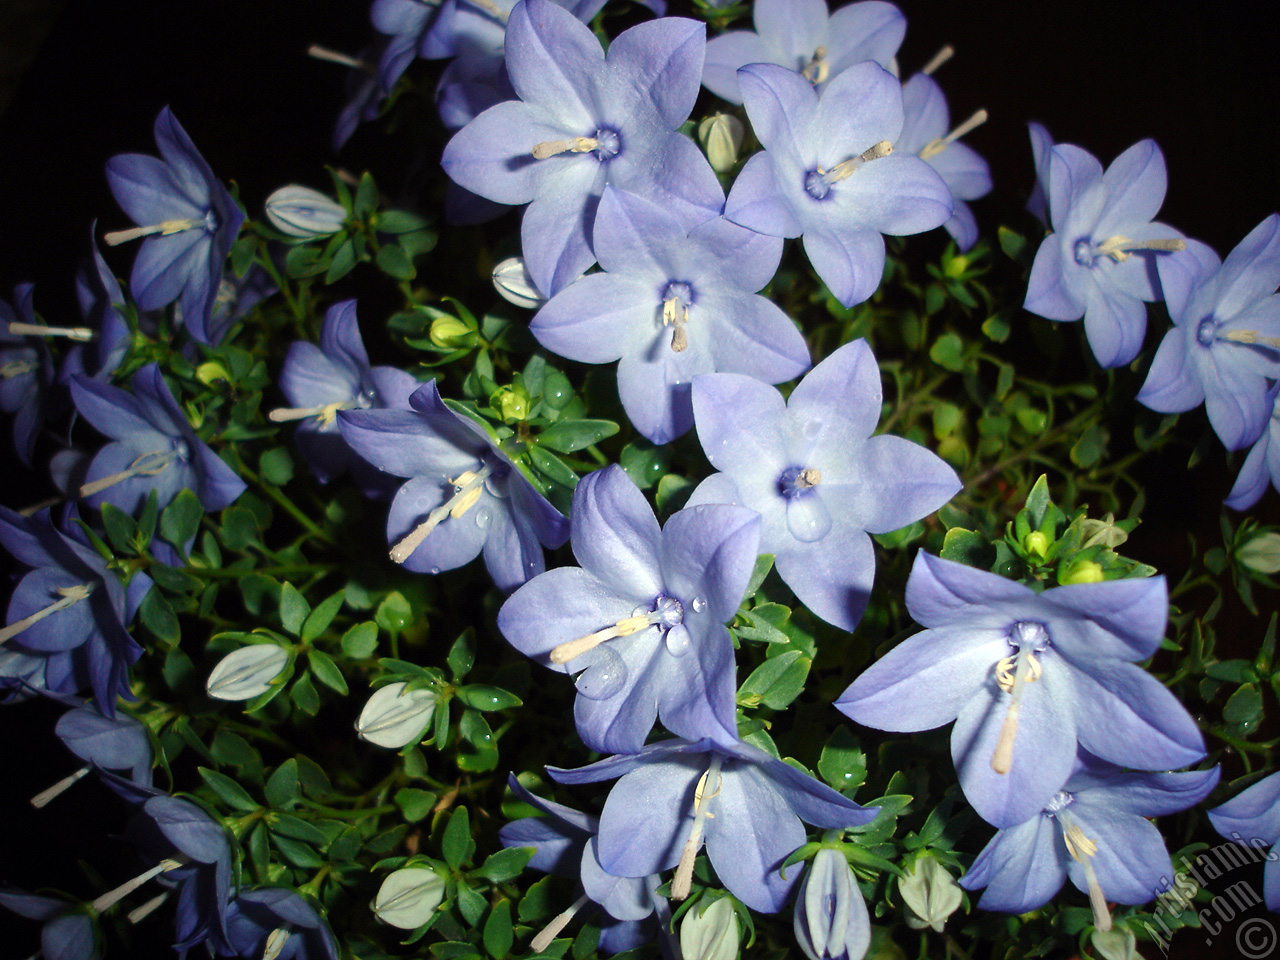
<box><xmin>896</xmin><ymin>72</ymin><xmax>990</xmax><ymax>251</ymax></box>
<box><xmin>498</xmin><ymin>465</ymin><xmax>758</xmax><ymax>753</ymax></box>
<box><xmin>1023</xmin><ymin>137</ymin><xmax>1188</xmax><ymax>368</ymax></box>
<box><xmin>687</xmin><ymin>340</ymin><xmax>959</xmax><ymax>631</ymax></box>
<box><xmin>1207</xmin><ymin>769</ymin><xmax>1280</xmax><ymax>909</ymax></box>
<box><xmin>836</xmin><ymin>552</ymin><xmax>1204</xmax><ymax>828</ymax></box>
<box><xmin>104</xmin><ymin>107</ymin><xmax>245</xmax><ymax>345</ymax></box>
<box><xmin>548</xmin><ymin>737</ymin><xmax>878</xmax><ymax>913</ymax></box>
<box><xmin>962</xmin><ymin>753</ymin><xmax>1219</xmax><ymax>933</ymax></box>
<box><xmin>682</xmin><ymin>896</ymin><xmax>740</xmax><ymax>960</ymax></box>
<box><xmin>793</xmin><ymin>848</ymin><xmax>870</xmax><ymax>960</ymax></box>
<box><xmin>441</xmin><ymin>0</ymin><xmax>724</xmax><ymax>296</ymax></box>
<box><xmin>1138</xmin><ymin>214</ymin><xmax>1280</xmax><ymax>450</ymax></box>
<box><xmin>725</xmin><ymin>61</ymin><xmax>952</xmax><ymax>308</ymax></box>
<box><xmin>702</xmin><ymin>0</ymin><xmax>905</xmax><ymax>104</ymax></box>
<box><xmin>223</xmin><ymin>888</ymin><xmax>338</xmax><ymax>960</ymax></box>
<box><xmin>338</xmin><ymin>380</ymin><xmax>569</xmax><ymax>592</ymax></box>
<box><xmin>0</xmin><ymin>891</ymin><xmax>97</xmax><ymax>960</ymax></box>
<box><xmin>272</xmin><ymin>299</ymin><xmax>418</xmax><ymax>488</ymax></box>
<box><xmin>264</xmin><ymin>185</ymin><xmax>348</xmax><ymax>238</ymax></box>
<box><xmin>372</xmin><ymin>867</ymin><xmax>447</xmax><ymax>929</ymax></box>
<box><xmin>205</xmin><ymin>644</ymin><xmax>291</xmax><ymax>701</ymax></box>
<box><xmin>530</xmin><ymin>186</ymin><xmax>809</xmax><ymax>443</ymax></box>
<box><xmin>356</xmin><ymin>682</ymin><xmax>439</xmax><ymax>748</ymax></box>
<box><xmin>70</xmin><ymin>364</ymin><xmax>245</xmax><ymax>517</ymax></box>
<box><xmin>0</xmin><ymin>284</ymin><xmax>53</xmax><ymax>464</ymax></box>
<box><xmin>1225</xmin><ymin>385</ymin><xmax>1280</xmax><ymax>510</ymax></box>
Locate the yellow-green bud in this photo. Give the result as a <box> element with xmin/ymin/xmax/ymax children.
<box><xmin>697</xmin><ymin>113</ymin><xmax>744</xmax><ymax>174</ymax></box>
<box><xmin>1090</xmin><ymin>926</ymin><xmax>1138</xmax><ymax>960</ymax></box>
<box><xmin>1238</xmin><ymin>532</ymin><xmax>1280</xmax><ymax>575</ymax></box>
<box><xmin>1063</xmin><ymin>559</ymin><xmax>1105</xmax><ymax>584</ymax></box>
<box><xmin>429</xmin><ymin>315</ymin><xmax>474</xmax><ymax>350</ymax></box>
<box><xmin>944</xmin><ymin>254</ymin><xmax>970</xmax><ymax>279</ymax></box>
<box><xmin>496</xmin><ymin>388</ymin><xmax>529</xmax><ymax>423</ymax></box>
<box><xmin>1023</xmin><ymin>531</ymin><xmax>1050</xmax><ymax>559</ymax></box>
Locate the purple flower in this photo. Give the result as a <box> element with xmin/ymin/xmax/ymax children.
<box><xmin>792</xmin><ymin>847</ymin><xmax>870</xmax><ymax>960</ymax></box>
<box><xmin>1025</xmin><ymin>122</ymin><xmax>1054</xmax><ymax>226</ymax></box>
<box><xmin>1226</xmin><ymin>384</ymin><xmax>1280</xmax><ymax>510</ymax></box>
<box><xmin>962</xmin><ymin>753</ymin><xmax>1219</xmax><ymax>933</ymax></box>
<box><xmin>0</xmin><ymin>891</ymin><xmax>97</xmax><ymax>960</ymax></box>
<box><xmin>104</xmin><ymin>108</ymin><xmax>245</xmax><ymax>345</ymax></box>
<box><xmin>701</xmin><ymin>0</ymin><xmax>905</xmax><ymax>105</ymax></box>
<box><xmin>0</xmin><ymin>505</ymin><xmax>148</xmax><ymax>712</ymax></box>
<box><xmin>687</xmin><ymin>340</ymin><xmax>960</xmax><ymax>631</ymax></box>
<box><xmin>498</xmin><ymin>465</ymin><xmax>757</xmax><ymax>753</ymax></box>
<box><xmin>441</xmin><ymin>0</ymin><xmax>724</xmax><ymax>296</ymax></box>
<box><xmin>1023</xmin><ymin>138</ymin><xmax>1189</xmax><ymax>368</ymax></box>
<box><xmin>836</xmin><ymin>553</ymin><xmax>1204</xmax><ymax>828</ymax></box>
<box><xmin>222</xmin><ymin>888</ymin><xmax>338</xmax><ymax>960</ymax></box>
<box><xmin>52</xmin><ymin>700</ymin><xmax>153</xmax><ymax>788</ymax></box>
<box><xmin>724</xmin><ymin>61</ymin><xmax>952</xmax><ymax>308</ymax></box>
<box><xmin>61</xmin><ymin>232</ymin><xmax>132</xmax><ymax>383</ymax></box>
<box><xmin>1138</xmin><ymin>215</ymin><xmax>1280</xmax><ymax>450</ymax></box>
<box><xmin>1208</xmin><ymin>770</ymin><xmax>1280</xmax><ymax>910</ymax></box>
<box><xmin>337</xmin><ymin>380</ymin><xmax>568</xmax><ymax>592</ymax></box>
<box><xmin>548</xmin><ymin>737</ymin><xmax>878</xmax><ymax>913</ymax></box>
<box><xmin>271</xmin><ymin>299</ymin><xmax>418</xmax><ymax>488</ymax></box>
<box><xmin>529</xmin><ymin>186</ymin><xmax>810</xmax><ymax>444</ymax></box>
<box><xmin>70</xmin><ymin>364</ymin><xmax>246</xmax><ymax>517</ymax></box>
<box><xmin>0</xmin><ymin>284</ymin><xmax>53</xmax><ymax>464</ymax></box>
<box><xmin>896</xmin><ymin>73</ymin><xmax>990</xmax><ymax>252</ymax></box>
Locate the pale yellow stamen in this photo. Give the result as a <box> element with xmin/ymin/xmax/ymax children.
<box><xmin>90</xmin><ymin>858</ymin><xmax>186</xmax><ymax>913</ymax></box>
<box><xmin>306</xmin><ymin>45</ymin><xmax>369</xmax><ymax>71</ymax></box>
<box><xmin>268</xmin><ymin>401</ymin><xmax>355</xmax><ymax>425</ymax></box>
<box><xmin>389</xmin><ymin>466</ymin><xmax>492</xmax><ymax>563</ymax></box>
<box><xmin>80</xmin><ymin>449</ymin><xmax>176</xmax><ymax>498</ymax></box>
<box><xmin>1221</xmin><ymin>329</ymin><xmax>1280</xmax><ymax>349</ymax></box>
<box><xmin>549</xmin><ymin>614</ymin><xmax>653</xmax><ymax>664</ymax></box>
<box><xmin>530</xmin><ymin>893</ymin><xmax>589</xmax><ymax>953</ymax></box>
<box><xmin>0</xmin><ymin>584</ymin><xmax>95</xmax><ymax>644</ymax></box>
<box><xmin>1</xmin><ymin>360</ymin><xmax>37</xmax><ymax>379</ymax></box>
<box><xmin>1092</xmin><ymin>235</ymin><xmax>1186</xmax><ymax>264</ymax></box>
<box><xmin>8</xmin><ymin>322</ymin><xmax>96</xmax><ymax>341</ymax></box>
<box><xmin>993</xmin><ymin>651</ymin><xmax>1042</xmax><ymax>693</ymax></box>
<box><xmin>531</xmin><ymin>137</ymin><xmax>599</xmax><ymax>160</ymax></box>
<box><xmin>104</xmin><ymin>219</ymin><xmax>206</xmax><ymax>246</ymax></box>
<box><xmin>802</xmin><ymin>46</ymin><xmax>830</xmax><ymax>85</ymax></box>
<box><xmin>921</xmin><ymin>45</ymin><xmax>954</xmax><ymax>76</ymax></box>
<box><xmin>672</xmin><ymin>757</ymin><xmax>723</xmax><ymax>900</ymax></box>
<box><xmin>263</xmin><ymin>928</ymin><xmax>291</xmax><ymax>960</ymax></box>
<box><xmin>1062</xmin><ymin>814</ymin><xmax>1112</xmax><ymax>932</ymax></box>
<box><xmin>920</xmin><ymin>109</ymin><xmax>989</xmax><ymax>160</ymax></box>
<box><xmin>127</xmin><ymin>891</ymin><xmax>170</xmax><ymax>925</ymax></box>
<box><xmin>663</xmin><ymin>296</ymin><xmax>690</xmax><ymax>353</ymax></box>
<box><xmin>822</xmin><ymin>141</ymin><xmax>894</xmax><ymax>183</ymax></box>
<box><xmin>796</xmin><ymin>468</ymin><xmax>822</xmax><ymax>488</ymax></box>
<box><xmin>30</xmin><ymin>765</ymin><xmax>92</xmax><ymax>808</ymax></box>
<box><xmin>991</xmin><ymin>648</ymin><xmax>1039</xmax><ymax>774</ymax></box>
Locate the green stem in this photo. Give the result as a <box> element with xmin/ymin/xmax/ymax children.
<box><xmin>238</xmin><ymin>462</ymin><xmax>332</xmax><ymax>544</ymax></box>
<box><xmin>964</xmin><ymin>397</ymin><xmax>1106</xmax><ymax>488</ymax></box>
<box><xmin>253</xmin><ymin>241</ymin><xmax>308</xmax><ymax>329</ymax></box>
<box><xmin>194</xmin><ymin>563</ymin><xmax>333</xmax><ymax>580</ymax></box>
<box><xmin>298</xmin><ymin>800</ymin><xmax>397</xmax><ymax>819</ymax></box>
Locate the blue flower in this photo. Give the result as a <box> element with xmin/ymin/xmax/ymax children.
<box><xmin>441</xmin><ymin>0</ymin><xmax>724</xmax><ymax>296</ymax></box>
<box><xmin>687</xmin><ymin>340</ymin><xmax>960</xmax><ymax>631</ymax></box>
<box><xmin>836</xmin><ymin>552</ymin><xmax>1204</xmax><ymax>828</ymax></box>
<box><xmin>337</xmin><ymin>380</ymin><xmax>569</xmax><ymax>592</ymax></box>
<box><xmin>529</xmin><ymin>186</ymin><xmax>810</xmax><ymax>444</ymax></box>
<box><xmin>962</xmin><ymin>753</ymin><xmax>1219</xmax><ymax>933</ymax></box>
<box><xmin>548</xmin><ymin>737</ymin><xmax>878</xmax><ymax>913</ymax></box>
<box><xmin>61</xmin><ymin>231</ymin><xmax>132</xmax><ymax>383</ymax></box>
<box><xmin>498</xmin><ymin>465</ymin><xmax>758</xmax><ymax>753</ymax></box>
<box><xmin>1138</xmin><ymin>214</ymin><xmax>1280</xmax><ymax>450</ymax></box>
<box><xmin>28</xmin><ymin>699</ymin><xmax>154</xmax><ymax>807</ymax></box>
<box><xmin>69</xmin><ymin>364</ymin><xmax>246</xmax><ymax>517</ymax></box>
<box><xmin>702</xmin><ymin>0</ymin><xmax>905</xmax><ymax>105</ymax></box>
<box><xmin>104</xmin><ymin>107</ymin><xmax>245</xmax><ymax>345</ymax></box>
<box><xmin>724</xmin><ymin>61</ymin><xmax>952</xmax><ymax>308</ymax></box>
<box><xmin>1023</xmin><ymin>137</ymin><xmax>1188</xmax><ymax>368</ymax></box>
<box><xmin>1226</xmin><ymin>384</ymin><xmax>1280</xmax><ymax>510</ymax></box>
<box><xmin>792</xmin><ymin>847</ymin><xmax>870</xmax><ymax>960</ymax></box>
<box><xmin>0</xmin><ymin>284</ymin><xmax>53</xmax><ymax>464</ymax></box>
<box><xmin>0</xmin><ymin>891</ymin><xmax>97</xmax><ymax>960</ymax></box>
<box><xmin>1208</xmin><ymin>770</ymin><xmax>1280</xmax><ymax>910</ymax></box>
<box><xmin>223</xmin><ymin>888</ymin><xmax>338</xmax><ymax>960</ymax></box>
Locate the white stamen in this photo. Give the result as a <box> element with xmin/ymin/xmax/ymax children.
<box><xmin>1221</xmin><ymin>329</ymin><xmax>1280</xmax><ymax>349</ymax></box>
<box><xmin>802</xmin><ymin>46</ymin><xmax>830</xmax><ymax>85</ymax></box>
<box><xmin>662</xmin><ymin>296</ymin><xmax>690</xmax><ymax>353</ymax></box>
<box><xmin>796</xmin><ymin>468</ymin><xmax>822</xmax><ymax>488</ymax></box>
<box><xmin>263</xmin><ymin>927</ymin><xmax>291</xmax><ymax>960</ymax></box>
<box><xmin>921</xmin><ymin>45</ymin><xmax>954</xmax><ymax>75</ymax></box>
<box><xmin>991</xmin><ymin>647</ymin><xmax>1037</xmax><ymax>774</ymax></box>
<box><xmin>389</xmin><ymin>465</ymin><xmax>492</xmax><ymax>563</ymax></box>
<box><xmin>18</xmin><ymin>498</ymin><xmax>62</xmax><ymax>518</ymax></box>
<box><xmin>127</xmin><ymin>891</ymin><xmax>170</xmax><ymax>925</ymax></box>
<box><xmin>462</xmin><ymin>0</ymin><xmax>508</xmax><ymax>20</ymax></box>
<box><xmin>1</xmin><ymin>360</ymin><xmax>38</xmax><ymax>379</ymax></box>
<box><xmin>1061</xmin><ymin>814</ymin><xmax>1111</xmax><ymax>932</ymax></box>
<box><xmin>823</xmin><ymin>141</ymin><xmax>894</xmax><ymax>184</ymax></box>
<box><xmin>920</xmin><ymin>109</ymin><xmax>989</xmax><ymax>160</ymax></box>
<box><xmin>306</xmin><ymin>45</ymin><xmax>370</xmax><ymax>71</ymax></box>
<box><xmin>549</xmin><ymin>614</ymin><xmax>654</xmax><ymax>664</ymax></box>
<box><xmin>0</xmin><ymin>583</ymin><xmax>95</xmax><ymax>645</ymax></box>
<box><xmin>530</xmin><ymin>893</ymin><xmax>590</xmax><ymax>953</ymax></box>
<box><xmin>268</xmin><ymin>401</ymin><xmax>355</xmax><ymax>425</ymax></box>
<box><xmin>31</xmin><ymin>765</ymin><xmax>92</xmax><ymax>808</ymax></box>
<box><xmin>1093</xmin><ymin>235</ymin><xmax>1186</xmax><ymax>264</ymax></box>
<box><xmin>103</xmin><ymin>218</ymin><xmax>206</xmax><ymax>246</ymax></box>
<box><xmin>672</xmin><ymin>756</ymin><xmax>723</xmax><ymax>900</ymax></box>
<box><xmin>8</xmin><ymin>322</ymin><xmax>96</xmax><ymax>342</ymax></box>
<box><xmin>531</xmin><ymin>137</ymin><xmax>599</xmax><ymax>160</ymax></box>
<box><xmin>90</xmin><ymin>857</ymin><xmax>185</xmax><ymax>913</ymax></box>
<box><xmin>79</xmin><ymin>449</ymin><xmax>177</xmax><ymax>498</ymax></box>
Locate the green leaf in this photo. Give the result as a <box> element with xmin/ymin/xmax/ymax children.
<box><xmin>394</xmin><ymin>787</ymin><xmax>437</xmax><ymax>823</ymax></box>
<box><xmin>139</xmin><ymin>589</ymin><xmax>180</xmax><ymax>645</ymax></box>
<box><xmin>160</xmin><ymin>489</ymin><xmax>203</xmax><ymax>548</ymax></box>
<box><xmin>473</xmin><ymin>847</ymin><xmax>534</xmax><ymax>884</ymax></box>
<box><xmin>734</xmin><ymin>602</ymin><xmax>791</xmax><ymax>644</ymax></box>
<box><xmin>302</xmin><ymin>591</ymin><xmax>345</xmax><ymax>643</ymax></box>
<box><xmin>654</xmin><ymin>473</ymin><xmax>693</xmax><ymax>515</ymax></box>
<box><xmin>269</xmin><ymin>814</ymin><xmax>329</xmax><ymax>847</ymax></box>
<box><xmin>1025</xmin><ymin>475</ymin><xmax>1052</xmax><ymax>529</ymax></box>
<box><xmin>742</xmin><ymin>554</ymin><xmax>775</xmax><ymax>603</ymax></box>
<box><xmin>219</xmin><ymin>504</ymin><xmax>261</xmax><ymax>552</ymax></box>
<box><xmin>377</xmin><ymin>209</ymin><xmax>429</xmax><ymax>234</ymax></box>
<box><xmin>1070</xmin><ymin>423</ymin><xmax>1108</xmax><ymax>468</ymax></box>
<box><xmin>818</xmin><ymin>727</ymin><xmax>867</xmax><ymax>793</ymax></box>
<box><xmin>431</xmin><ymin>943</ymin><xmax>482</xmax><ymax>960</ymax></box>
<box><xmin>239</xmin><ymin>574</ymin><xmax>280</xmax><ymax>617</ymax></box>
<box><xmin>149</xmin><ymin>564</ymin><xmax>201</xmax><ymax>595</ymax></box>
<box><xmin>528</xmin><ymin>445</ymin><xmax>579</xmax><ymax>488</ymax></box>
<box><xmin>455</xmin><ymin>881</ymin><xmax>488</xmax><ymax>927</ymax></box>
<box><xmin>271</xmin><ymin>832</ymin><xmax>324</xmax><ymax>868</ymax></box>
<box><xmin>199</xmin><ymin>767</ymin><xmax>260</xmax><ymax>812</ymax></box>
<box><xmin>307</xmin><ymin>649</ymin><xmax>349</xmax><ymax>695</ymax></box>
<box><xmin>101</xmin><ymin>503</ymin><xmax>139</xmax><ymax>554</ymax></box>
<box><xmin>376</xmin><ymin>591</ymin><xmax>412</xmax><ymax>635</ymax></box>
<box><xmin>340</xmin><ymin>621</ymin><xmax>378</xmax><ymax>659</ymax></box>
<box><xmin>376</xmin><ymin>242</ymin><xmax>416</xmax><ymax>280</ymax></box>
<box><xmin>290</xmin><ymin>672</ymin><xmax>321</xmax><ymax>715</ymax></box>
<box><xmin>443</xmin><ymin>806</ymin><xmax>473</xmax><ymax>870</ymax></box>
<box><xmin>456</xmin><ymin>684</ymin><xmax>522</xmax><ymax>711</ymax></box>
<box><xmin>738</xmin><ymin>650</ymin><xmax>811</xmax><ymax>710</ymax></box>
<box><xmin>929</xmin><ymin>332</ymin><xmax>967</xmax><ymax>372</ymax></box>
<box><xmin>259</xmin><ymin>447</ymin><xmax>295</xmax><ymax>486</ymax></box>
<box><xmin>483</xmin><ymin>899</ymin><xmax>514</xmax><ymax>960</ymax></box>
<box><xmin>1224</xmin><ymin>684</ymin><xmax>1263</xmax><ymax>724</ymax></box>
<box><xmin>998</xmin><ymin>226</ymin><xmax>1028</xmax><ymax>261</ymax></box>
<box><xmin>210</xmin><ymin>730</ymin><xmax>260</xmax><ymax>770</ymax></box>
<box><xmin>284</xmin><ymin>244</ymin><xmax>326</xmax><ymax>280</ymax></box>
<box><xmin>264</xmin><ymin>759</ymin><xmax>300</xmax><ymax>808</ymax></box>
<box><xmin>981</xmin><ymin>312</ymin><xmax>1011</xmax><ymax>342</ymax></box>
<box><xmin>939</xmin><ymin>528</ymin><xmax>994</xmax><ymax>569</ymax></box>
<box><xmin>518</xmin><ymin>875</ymin><xmax>555</xmax><ymax>923</ymax></box>
<box><xmin>448</xmin><ymin>629</ymin><xmax>476</xmax><ymax>679</ymax></box>
<box><xmin>354</xmin><ymin>171</ymin><xmax>379</xmax><ymax>217</ymax></box>
<box><xmin>536</xmin><ymin>419</ymin><xmax>618</xmax><ymax>454</ymax></box>
<box><xmin>619</xmin><ymin>440</ymin><xmax>668</xmax><ymax>490</ymax></box>
<box><xmin>295</xmin><ymin>755</ymin><xmax>332</xmax><ymax>798</ymax></box>
<box><xmin>279</xmin><ymin>582</ymin><xmax>311</xmax><ymax>636</ymax></box>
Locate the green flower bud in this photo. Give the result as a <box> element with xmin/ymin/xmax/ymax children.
<box><xmin>900</xmin><ymin>856</ymin><xmax>962</xmax><ymax>933</ymax></box>
<box><xmin>495</xmin><ymin>388</ymin><xmax>530</xmax><ymax>423</ymax></box>
<box><xmin>697</xmin><ymin>113</ymin><xmax>744</xmax><ymax>174</ymax></box>
<box><xmin>206</xmin><ymin>644</ymin><xmax>290</xmax><ymax>701</ymax></box>
<box><xmin>680</xmin><ymin>897</ymin><xmax>739</xmax><ymax>960</ymax></box>
<box><xmin>1063</xmin><ymin>559</ymin><xmax>1105</xmax><ymax>584</ymax></box>
<box><xmin>429</xmin><ymin>315</ymin><xmax>475</xmax><ymax>350</ymax></box>
<box><xmin>373</xmin><ymin>866</ymin><xmax>447</xmax><ymax>929</ymax></box>
<box><xmin>1023</xmin><ymin>531</ymin><xmax>1050</xmax><ymax>559</ymax></box>
<box><xmin>1238</xmin><ymin>532</ymin><xmax>1280</xmax><ymax>574</ymax></box>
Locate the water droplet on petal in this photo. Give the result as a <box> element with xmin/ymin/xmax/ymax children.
<box><xmin>474</xmin><ymin>507</ymin><xmax>492</xmax><ymax>529</ymax></box>
<box><xmin>802</xmin><ymin>419</ymin><xmax>822</xmax><ymax>440</ymax></box>
<box><xmin>428</xmin><ymin>566</ymin><xmax>441</xmax><ymax>575</ymax></box>
<box><xmin>575</xmin><ymin>648</ymin><xmax>628</xmax><ymax>700</ymax></box>
<box><xmin>664</xmin><ymin>624</ymin><xmax>693</xmax><ymax>657</ymax></box>
<box><xmin>691</xmin><ymin>597</ymin><xmax>707</xmax><ymax>613</ymax></box>
<box><xmin>787</xmin><ymin>493</ymin><xmax>832</xmax><ymax>543</ymax></box>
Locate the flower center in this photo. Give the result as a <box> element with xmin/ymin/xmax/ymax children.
<box><xmin>1056</xmin><ymin>809</ymin><xmax>1112</xmax><ymax>933</ymax></box>
<box><xmin>779</xmin><ymin>466</ymin><xmax>831</xmax><ymax>543</ymax></box>
<box><xmin>0</xmin><ymin>582</ymin><xmax>96</xmax><ymax>645</ymax></box>
<box><xmin>803</xmin><ymin>141</ymin><xmax>893</xmax><ymax>200</ymax></box>
<box><xmin>801</xmin><ymin>46</ymin><xmax>829</xmax><ymax>85</ymax></box>
<box><xmin>389</xmin><ymin>463</ymin><xmax>494</xmax><ymax>563</ymax></box>
<box><xmin>79</xmin><ymin>447</ymin><xmax>182</xmax><ymax>499</ymax></box>
<box><xmin>268</xmin><ymin>400</ymin><xmax>357</xmax><ymax>426</ymax></box>
<box><xmin>530</xmin><ymin>127</ymin><xmax>621</xmax><ymax>163</ymax></box>
<box><xmin>1074</xmin><ymin>234</ymin><xmax>1186</xmax><ymax>268</ymax></box>
<box><xmin>990</xmin><ymin>621</ymin><xmax>1049</xmax><ymax>774</ymax></box>
<box><xmin>548</xmin><ymin>593</ymin><xmax>684</xmax><ymax>665</ymax></box>
<box><xmin>103</xmin><ymin>212</ymin><xmax>216</xmax><ymax>247</ymax></box>
<box><xmin>661</xmin><ymin>281</ymin><xmax>694</xmax><ymax>352</ymax></box>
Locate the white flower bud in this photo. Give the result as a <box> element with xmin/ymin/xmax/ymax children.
<box><xmin>1090</xmin><ymin>926</ymin><xmax>1138</xmax><ymax>960</ymax></box>
<box><xmin>206</xmin><ymin>644</ymin><xmax>290</xmax><ymax>701</ymax></box>
<box><xmin>356</xmin><ymin>682</ymin><xmax>438</xmax><ymax>749</ymax></box>
<box><xmin>697</xmin><ymin>114</ymin><xmax>744</xmax><ymax>174</ymax></box>
<box><xmin>680</xmin><ymin>896</ymin><xmax>739</xmax><ymax>960</ymax></box>
<box><xmin>900</xmin><ymin>856</ymin><xmax>962</xmax><ymax>933</ymax></box>
<box><xmin>265</xmin><ymin>185</ymin><xmax>348</xmax><ymax>238</ymax></box>
<box><xmin>1239</xmin><ymin>532</ymin><xmax>1280</xmax><ymax>575</ymax></box>
<box><xmin>492</xmin><ymin>257</ymin><xmax>546</xmax><ymax>309</ymax></box>
<box><xmin>373</xmin><ymin>867</ymin><xmax>447</xmax><ymax>929</ymax></box>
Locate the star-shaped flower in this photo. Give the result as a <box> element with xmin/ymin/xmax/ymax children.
<box><xmin>441</xmin><ymin>0</ymin><xmax>724</xmax><ymax>296</ymax></box>
<box><xmin>836</xmin><ymin>552</ymin><xmax>1205</xmax><ymax>828</ymax></box>
<box><xmin>61</xmin><ymin>231</ymin><xmax>132</xmax><ymax>383</ymax></box>
<box><xmin>0</xmin><ymin>890</ymin><xmax>96</xmax><ymax>960</ymax></box>
<box><xmin>337</xmin><ymin>380</ymin><xmax>569</xmax><ymax>592</ymax></box>
<box><xmin>548</xmin><ymin>737</ymin><xmax>878</xmax><ymax>913</ymax></box>
<box><xmin>1225</xmin><ymin>384</ymin><xmax>1280</xmax><ymax>510</ymax></box>
<box><xmin>529</xmin><ymin>186</ymin><xmax>810</xmax><ymax>444</ymax></box>
<box><xmin>724</xmin><ymin>61</ymin><xmax>952</xmax><ymax>308</ymax></box>
<box><xmin>1023</xmin><ymin>137</ymin><xmax>1188</xmax><ymax>368</ymax></box>
<box><xmin>223</xmin><ymin>888</ymin><xmax>338</xmax><ymax>960</ymax></box>
<box><xmin>962</xmin><ymin>752</ymin><xmax>1219</xmax><ymax>933</ymax></box>
<box><xmin>686</xmin><ymin>339</ymin><xmax>960</xmax><ymax>631</ymax></box>
<box><xmin>104</xmin><ymin>107</ymin><xmax>245</xmax><ymax>345</ymax></box>
<box><xmin>701</xmin><ymin>0</ymin><xmax>905</xmax><ymax>105</ymax></box>
<box><xmin>498</xmin><ymin>465</ymin><xmax>758</xmax><ymax>753</ymax></box>
<box><xmin>1138</xmin><ymin>214</ymin><xmax>1280</xmax><ymax>450</ymax></box>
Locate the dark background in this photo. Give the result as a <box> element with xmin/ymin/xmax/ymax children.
<box><xmin>0</xmin><ymin>1</ymin><xmax>1277</xmax><ymax>957</ymax></box>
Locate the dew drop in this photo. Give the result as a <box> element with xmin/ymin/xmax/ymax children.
<box><xmin>691</xmin><ymin>596</ymin><xmax>707</xmax><ymax>613</ymax></box>
<box><xmin>428</xmin><ymin>566</ymin><xmax>441</xmax><ymax>575</ymax></box>
<box><xmin>664</xmin><ymin>624</ymin><xmax>692</xmax><ymax>657</ymax></box>
<box><xmin>575</xmin><ymin>649</ymin><xmax>628</xmax><ymax>700</ymax></box>
<box><xmin>474</xmin><ymin>507</ymin><xmax>492</xmax><ymax>529</ymax></box>
<box><xmin>786</xmin><ymin>493</ymin><xmax>832</xmax><ymax>543</ymax></box>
